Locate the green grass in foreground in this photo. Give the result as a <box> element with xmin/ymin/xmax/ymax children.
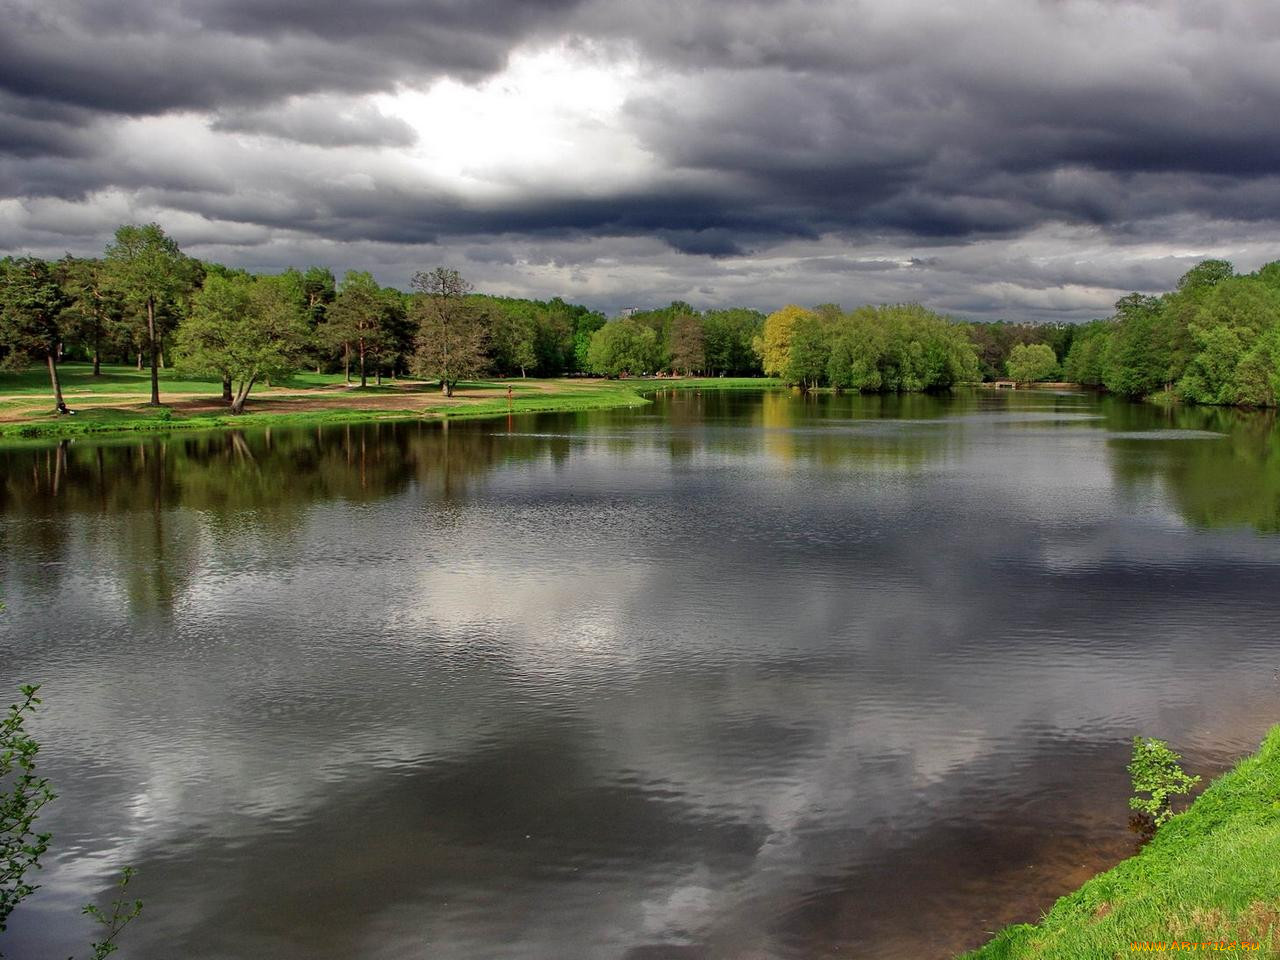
<box><xmin>964</xmin><ymin>725</ymin><xmax>1280</xmax><ymax>959</ymax></box>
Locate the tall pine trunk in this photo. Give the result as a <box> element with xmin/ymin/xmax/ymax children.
<box><xmin>358</xmin><ymin>338</ymin><xmax>367</xmax><ymax>388</ymax></box>
<box><xmin>344</xmin><ymin>344</ymin><xmax>351</xmax><ymax>383</ymax></box>
<box><xmin>147</xmin><ymin>298</ymin><xmax>161</xmax><ymax>406</ymax></box>
<box><xmin>47</xmin><ymin>352</ymin><xmax>66</xmax><ymax>412</ymax></box>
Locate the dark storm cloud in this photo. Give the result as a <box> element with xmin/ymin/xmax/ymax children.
<box><xmin>0</xmin><ymin>0</ymin><xmax>587</xmax><ymax>115</ymax></box>
<box><xmin>623</xmin><ymin>48</ymin><xmax>1280</xmax><ymax>241</ymax></box>
<box><xmin>2</xmin><ymin>0</ymin><xmax>1280</xmax><ymax>317</ymax></box>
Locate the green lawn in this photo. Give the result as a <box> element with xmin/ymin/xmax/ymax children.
<box><xmin>0</xmin><ymin>362</ymin><xmax>240</xmax><ymax>395</ymax></box>
<box><xmin>964</xmin><ymin>726</ymin><xmax>1280</xmax><ymax>958</ymax></box>
<box><xmin>0</xmin><ymin>365</ymin><xmax>783</xmax><ymax>440</ymax></box>
<box><xmin>0</xmin><ymin>362</ymin><xmax>432</xmax><ymax>397</ymax></box>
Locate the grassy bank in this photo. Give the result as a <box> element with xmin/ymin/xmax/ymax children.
<box><xmin>964</xmin><ymin>726</ymin><xmax>1280</xmax><ymax>958</ymax></box>
<box><xmin>0</xmin><ymin>364</ymin><xmax>782</xmax><ymax>441</ymax></box>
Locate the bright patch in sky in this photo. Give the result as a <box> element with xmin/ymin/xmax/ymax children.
<box><xmin>375</xmin><ymin>43</ymin><xmax>659</xmax><ymax>199</ymax></box>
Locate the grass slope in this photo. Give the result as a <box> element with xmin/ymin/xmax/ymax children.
<box><xmin>964</xmin><ymin>726</ymin><xmax>1280</xmax><ymax>959</ymax></box>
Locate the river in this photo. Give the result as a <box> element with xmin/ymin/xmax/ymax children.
<box><xmin>2</xmin><ymin>387</ymin><xmax>1278</xmax><ymax>959</ymax></box>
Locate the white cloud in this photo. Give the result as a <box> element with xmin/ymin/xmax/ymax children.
<box><xmin>374</xmin><ymin>41</ymin><xmax>661</xmax><ymax>199</ymax></box>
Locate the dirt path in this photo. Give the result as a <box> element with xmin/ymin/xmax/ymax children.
<box><xmin>0</xmin><ymin>379</ymin><xmax>614</xmax><ymax>422</ymax></box>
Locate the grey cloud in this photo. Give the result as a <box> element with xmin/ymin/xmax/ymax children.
<box><xmin>3</xmin><ymin>0</ymin><xmax>1280</xmax><ymax>320</ymax></box>
<box><xmin>0</xmin><ymin>0</ymin><xmax>586</xmax><ymax>116</ymax></box>
<box><xmin>210</xmin><ymin>99</ymin><xmax>417</xmax><ymax>148</ymax></box>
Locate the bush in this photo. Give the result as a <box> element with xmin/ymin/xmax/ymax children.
<box><xmin>1129</xmin><ymin>736</ymin><xmax>1200</xmax><ymax>827</ymax></box>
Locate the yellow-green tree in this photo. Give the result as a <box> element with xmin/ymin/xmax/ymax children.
<box><xmin>754</xmin><ymin>304</ymin><xmax>814</xmax><ymax>377</ymax></box>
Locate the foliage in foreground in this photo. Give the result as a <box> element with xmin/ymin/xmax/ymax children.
<box><xmin>964</xmin><ymin>725</ymin><xmax>1280</xmax><ymax>959</ymax></box>
<box><xmin>1</xmin><ymin>679</ymin><xmax>142</xmax><ymax>959</ymax></box>
<box><xmin>1129</xmin><ymin>737</ymin><xmax>1201</xmax><ymax>828</ymax></box>
<box><xmin>0</xmin><ymin>685</ymin><xmax>52</xmax><ymax>937</ymax></box>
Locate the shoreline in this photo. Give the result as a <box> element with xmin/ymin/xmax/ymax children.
<box><xmin>0</xmin><ymin>375</ymin><xmax>784</xmax><ymax>444</ymax></box>
<box><xmin>963</xmin><ymin>726</ymin><xmax>1280</xmax><ymax>958</ymax></box>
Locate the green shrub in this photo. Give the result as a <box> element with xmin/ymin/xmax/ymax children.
<box><xmin>1129</xmin><ymin>736</ymin><xmax>1200</xmax><ymax>827</ymax></box>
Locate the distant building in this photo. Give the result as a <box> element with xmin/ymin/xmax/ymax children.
<box><xmin>619</xmin><ymin>307</ymin><xmax>639</xmax><ymax>318</ymax></box>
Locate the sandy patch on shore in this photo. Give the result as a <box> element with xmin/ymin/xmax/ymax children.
<box><xmin>0</xmin><ymin>380</ymin><xmax>609</xmax><ymax>422</ymax></box>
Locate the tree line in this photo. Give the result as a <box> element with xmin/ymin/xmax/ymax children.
<box><xmin>751</xmin><ymin>302</ymin><xmax>980</xmax><ymax>391</ymax></box>
<box><xmin>1060</xmin><ymin>259</ymin><xmax>1280</xmax><ymax>405</ymax></box>
<box><xmin>0</xmin><ymin>223</ymin><xmax>616</xmax><ymax>413</ymax></box>
<box><xmin>0</xmin><ymin>224</ymin><xmax>776</xmax><ymax>413</ymax></box>
<box><xmin>961</xmin><ymin>259</ymin><xmax>1280</xmax><ymax>402</ymax></box>
<box><xmin>3</xmin><ymin>224</ymin><xmax>1278</xmax><ymax>411</ymax></box>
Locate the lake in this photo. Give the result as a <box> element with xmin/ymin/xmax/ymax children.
<box><xmin>2</xmin><ymin>387</ymin><xmax>1279</xmax><ymax>959</ymax></box>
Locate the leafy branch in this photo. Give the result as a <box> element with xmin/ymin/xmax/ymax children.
<box><xmin>0</xmin><ymin>684</ymin><xmax>56</xmax><ymax>937</ymax></box>
<box><xmin>2</xmin><ymin>676</ymin><xmax>143</xmax><ymax>959</ymax></box>
<box><xmin>1128</xmin><ymin>736</ymin><xmax>1201</xmax><ymax>827</ymax></box>
<box><xmin>81</xmin><ymin>867</ymin><xmax>142</xmax><ymax>960</ymax></box>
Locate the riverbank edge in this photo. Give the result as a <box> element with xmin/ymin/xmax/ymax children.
<box><xmin>962</xmin><ymin>725</ymin><xmax>1280</xmax><ymax>959</ymax></box>
<box><xmin>0</xmin><ymin>377</ymin><xmax>784</xmax><ymax>443</ymax></box>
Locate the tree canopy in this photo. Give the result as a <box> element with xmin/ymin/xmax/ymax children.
<box><xmin>585</xmin><ymin>317</ymin><xmax>661</xmax><ymax>376</ymax></box>
<box><xmin>1060</xmin><ymin>260</ymin><xmax>1280</xmax><ymax>406</ymax></box>
<box><xmin>105</xmin><ymin>222</ymin><xmax>193</xmax><ymax>406</ymax></box>
<box><xmin>177</xmin><ymin>274</ymin><xmax>309</xmax><ymax>412</ymax></box>
<box><xmin>1007</xmin><ymin>342</ymin><xmax>1059</xmax><ymax>383</ymax></box>
<box><xmin>409</xmin><ymin>268</ymin><xmax>491</xmax><ymax>395</ymax></box>
<box><xmin>754</xmin><ymin>304</ymin><xmax>812</xmax><ymax>378</ymax></box>
<box><xmin>13</xmin><ymin>221</ymin><xmax>1280</xmax><ymax>413</ymax></box>
<box><xmin>0</xmin><ymin>257</ymin><xmax>70</xmax><ymax>410</ymax></box>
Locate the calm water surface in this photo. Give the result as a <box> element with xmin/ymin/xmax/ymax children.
<box><xmin>2</xmin><ymin>388</ymin><xmax>1279</xmax><ymax>959</ymax></box>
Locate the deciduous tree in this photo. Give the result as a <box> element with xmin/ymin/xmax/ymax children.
<box><xmin>702</xmin><ymin>308</ymin><xmax>764</xmax><ymax>375</ymax></box>
<box><xmin>0</xmin><ymin>257</ymin><xmax>71</xmax><ymax>412</ymax></box>
<box><xmin>669</xmin><ymin>310</ymin><xmax>706</xmax><ymax>376</ymax></box>
<box><xmin>586</xmin><ymin>317</ymin><xmax>660</xmax><ymax>376</ymax></box>
<box><xmin>322</xmin><ymin>271</ymin><xmax>392</xmax><ymax>388</ymax></box>
<box><xmin>57</xmin><ymin>256</ymin><xmax>121</xmax><ymax>377</ymax></box>
<box><xmin>1006</xmin><ymin>342</ymin><xmax>1059</xmax><ymax>383</ymax></box>
<box><xmin>105</xmin><ymin>223</ymin><xmax>192</xmax><ymax>406</ymax></box>
<box><xmin>489</xmin><ymin>304</ymin><xmax>538</xmax><ymax>377</ymax></box>
<box><xmin>410</xmin><ymin>268</ymin><xmax>490</xmax><ymax>395</ymax></box>
<box><xmin>176</xmin><ymin>274</ymin><xmax>309</xmax><ymax>413</ymax></box>
<box><xmin>784</xmin><ymin>311</ymin><xmax>829</xmax><ymax>390</ymax></box>
<box><xmin>754</xmin><ymin>304</ymin><xmax>812</xmax><ymax>377</ymax></box>
<box><xmin>181</xmin><ymin>272</ymin><xmax>250</xmax><ymax>402</ymax></box>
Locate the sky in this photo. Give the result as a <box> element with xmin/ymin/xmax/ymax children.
<box><xmin>2</xmin><ymin>0</ymin><xmax>1279</xmax><ymax>321</ymax></box>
